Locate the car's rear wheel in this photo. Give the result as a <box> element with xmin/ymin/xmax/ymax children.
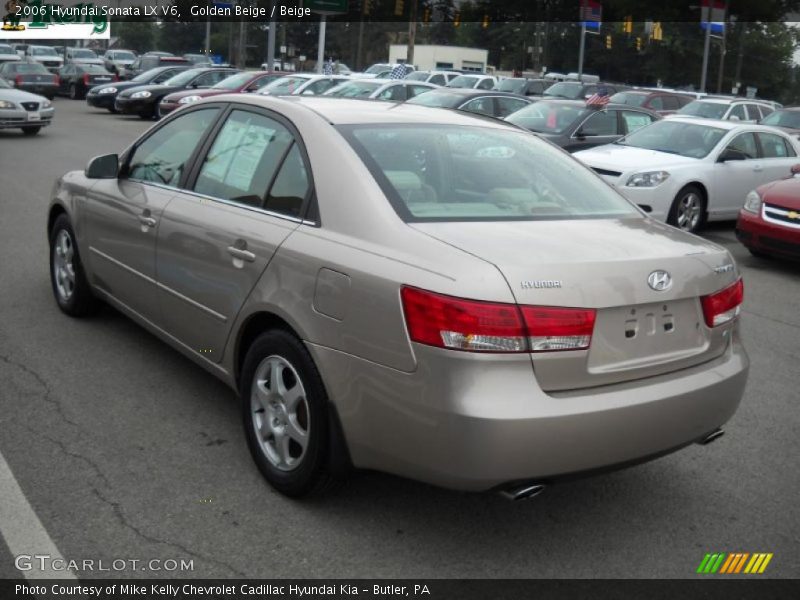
<box><xmin>49</xmin><ymin>214</ymin><xmax>99</xmax><ymax>317</ymax></box>
<box><xmin>748</xmin><ymin>248</ymin><xmax>771</xmax><ymax>259</ymax></box>
<box><xmin>668</xmin><ymin>185</ymin><xmax>706</xmax><ymax>233</ymax></box>
<box><xmin>241</xmin><ymin>330</ymin><xmax>339</xmax><ymax>497</ymax></box>
<box><xmin>21</xmin><ymin>126</ymin><xmax>41</xmax><ymax>136</ymax></box>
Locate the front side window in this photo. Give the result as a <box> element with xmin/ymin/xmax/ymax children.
<box><xmin>408</xmin><ymin>85</ymin><xmax>434</xmax><ymax>98</ymax></box>
<box><xmin>609</xmin><ymin>92</ymin><xmax>646</xmax><ymax>107</ymax></box>
<box><xmin>477</xmin><ymin>78</ymin><xmax>495</xmax><ymax>90</ymax></box>
<box><xmin>447</xmin><ymin>75</ymin><xmax>479</xmax><ymax>89</ymax></box>
<box><xmin>128</xmin><ymin>108</ymin><xmax>219</xmax><ymax>186</ymax></box>
<box><xmin>461</xmin><ymin>97</ymin><xmax>495</xmax><ymax>116</ymax></box>
<box><xmin>678</xmin><ymin>101</ymin><xmax>727</xmax><ymax>119</ymax></box>
<box><xmin>505</xmin><ymin>102</ymin><xmax>587</xmax><ymax>134</ymax></box>
<box><xmin>647</xmin><ymin>96</ymin><xmax>664</xmax><ymax>110</ymax></box>
<box><xmin>724</xmin><ymin>132</ymin><xmax>758</xmax><ymax>159</ymax></box>
<box><xmin>194</xmin><ymin>110</ymin><xmax>294</xmax><ymax>207</ymax></box>
<box><xmin>428</xmin><ymin>74</ymin><xmax>445</xmax><ymax>85</ymax></box>
<box><xmin>729</xmin><ymin>104</ymin><xmax>747</xmax><ymax>121</ymax></box>
<box><xmin>303</xmin><ymin>78</ymin><xmax>340</xmax><ymax>95</ymax></box>
<box><xmin>579</xmin><ymin>110</ymin><xmax>618</xmax><ymax>136</ymax></box>
<box><xmin>193</xmin><ymin>70</ymin><xmax>228</xmax><ymax>87</ymax></box>
<box><xmin>342</xmin><ymin>124</ymin><xmax>640</xmax><ymax>222</ymax></box>
<box><xmin>377</xmin><ymin>84</ymin><xmax>407</xmax><ymax>102</ymax></box>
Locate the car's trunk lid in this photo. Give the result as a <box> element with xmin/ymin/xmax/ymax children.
<box><xmin>411</xmin><ymin>217</ymin><xmax>740</xmax><ymax>391</ymax></box>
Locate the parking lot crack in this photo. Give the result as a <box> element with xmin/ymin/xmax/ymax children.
<box><xmin>19</xmin><ymin>423</ymin><xmax>112</xmax><ymax>490</ymax></box>
<box><xmin>0</xmin><ymin>352</ymin><xmax>82</xmax><ymax>429</ymax></box>
<box><xmin>90</xmin><ymin>488</ymin><xmax>248</xmax><ymax>577</ymax></box>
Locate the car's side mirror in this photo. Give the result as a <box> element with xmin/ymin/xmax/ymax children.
<box><xmin>85</xmin><ymin>154</ymin><xmax>119</xmax><ymax>179</ymax></box>
<box><xmin>717</xmin><ymin>148</ymin><xmax>746</xmax><ymax>163</ymax></box>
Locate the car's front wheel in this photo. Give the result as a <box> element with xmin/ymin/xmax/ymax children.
<box><xmin>21</xmin><ymin>126</ymin><xmax>41</xmax><ymax>135</ymax></box>
<box><xmin>241</xmin><ymin>330</ymin><xmax>339</xmax><ymax>497</ymax></box>
<box><xmin>668</xmin><ymin>185</ymin><xmax>706</xmax><ymax>233</ymax></box>
<box><xmin>49</xmin><ymin>214</ymin><xmax>99</xmax><ymax>317</ymax></box>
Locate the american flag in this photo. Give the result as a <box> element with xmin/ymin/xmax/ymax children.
<box><xmin>586</xmin><ymin>86</ymin><xmax>610</xmax><ymax>107</ymax></box>
<box><xmin>580</xmin><ymin>0</ymin><xmax>602</xmax><ymax>22</ymax></box>
<box><xmin>388</xmin><ymin>63</ymin><xmax>410</xmax><ymax>80</ymax></box>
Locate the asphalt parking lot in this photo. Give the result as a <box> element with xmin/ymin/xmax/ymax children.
<box><xmin>0</xmin><ymin>98</ymin><xmax>798</xmax><ymax>580</ymax></box>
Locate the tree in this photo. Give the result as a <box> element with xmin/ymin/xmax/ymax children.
<box><xmin>113</xmin><ymin>21</ymin><xmax>154</xmax><ymax>53</ymax></box>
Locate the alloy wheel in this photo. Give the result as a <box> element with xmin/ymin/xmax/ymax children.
<box><xmin>52</xmin><ymin>229</ymin><xmax>76</xmax><ymax>301</ymax></box>
<box><xmin>676</xmin><ymin>192</ymin><xmax>702</xmax><ymax>231</ymax></box>
<box><xmin>250</xmin><ymin>355</ymin><xmax>310</xmax><ymax>472</ymax></box>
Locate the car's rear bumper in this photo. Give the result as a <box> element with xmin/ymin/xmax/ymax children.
<box><xmin>14</xmin><ymin>83</ymin><xmax>58</xmax><ymax>97</ymax></box>
<box><xmin>737</xmin><ymin>209</ymin><xmax>800</xmax><ymax>259</ymax></box>
<box><xmin>308</xmin><ymin>332</ymin><xmax>748</xmax><ymax>491</ymax></box>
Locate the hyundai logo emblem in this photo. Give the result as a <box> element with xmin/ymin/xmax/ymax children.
<box><xmin>648</xmin><ymin>270</ymin><xmax>672</xmax><ymax>291</ymax></box>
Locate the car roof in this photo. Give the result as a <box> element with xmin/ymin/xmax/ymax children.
<box><xmin>209</xmin><ymin>94</ymin><xmax>519</xmax><ymax>129</ymax></box>
<box><xmin>432</xmin><ymin>88</ymin><xmax>523</xmax><ymax>98</ymax></box>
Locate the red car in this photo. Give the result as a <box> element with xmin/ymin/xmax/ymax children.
<box><xmin>736</xmin><ymin>164</ymin><xmax>800</xmax><ymax>259</ymax></box>
<box><xmin>158</xmin><ymin>70</ymin><xmax>282</xmax><ymax>116</ymax></box>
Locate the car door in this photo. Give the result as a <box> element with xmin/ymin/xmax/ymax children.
<box><xmin>712</xmin><ymin>131</ymin><xmax>761</xmax><ymax>217</ymax></box>
<box><xmin>82</xmin><ymin>106</ymin><xmax>222</xmax><ymax>323</ymax></box>
<box><xmin>155</xmin><ymin>106</ymin><xmax>312</xmax><ymax>363</ymax></box>
<box><xmin>756</xmin><ymin>131</ymin><xmax>799</xmax><ymax>183</ymax></box>
<box><xmin>565</xmin><ymin>109</ymin><xmax>620</xmax><ymax>152</ymax></box>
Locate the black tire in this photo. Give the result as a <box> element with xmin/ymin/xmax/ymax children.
<box><xmin>153</xmin><ymin>102</ymin><xmax>162</xmax><ymax>120</ymax></box>
<box><xmin>748</xmin><ymin>248</ymin><xmax>771</xmax><ymax>259</ymax></box>
<box><xmin>241</xmin><ymin>329</ymin><xmax>342</xmax><ymax>497</ymax></box>
<box><xmin>667</xmin><ymin>184</ymin><xmax>707</xmax><ymax>233</ymax></box>
<box><xmin>21</xmin><ymin>126</ymin><xmax>41</xmax><ymax>135</ymax></box>
<box><xmin>107</xmin><ymin>106</ymin><xmax>119</xmax><ymax>114</ymax></box>
<box><xmin>138</xmin><ymin>107</ymin><xmax>154</xmax><ymax>119</ymax></box>
<box><xmin>68</xmin><ymin>83</ymin><xmax>77</xmax><ymax>100</ymax></box>
<box><xmin>49</xmin><ymin>214</ymin><xmax>99</xmax><ymax>317</ymax></box>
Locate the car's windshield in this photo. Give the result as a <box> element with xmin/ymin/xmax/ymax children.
<box><xmin>405</xmin><ymin>71</ymin><xmax>429</xmax><ymax>81</ymax></box>
<box><xmin>505</xmin><ymin>102</ymin><xmax>587</xmax><ymax>134</ymax></box>
<box><xmin>677</xmin><ymin>101</ymin><xmax>728</xmax><ymax>119</ymax></box>
<box><xmin>72</xmin><ymin>49</ymin><xmax>97</xmax><ymax>58</ymax></box>
<box><xmin>609</xmin><ymin>92</ymin><xmax>646</xmax><ymax>107</ymax></box>
<box><xmin>543</xmin><ymin>82</ymin><xmax>584</xmax><ymax>99</ymax></box>
<box><xmin>405</xmin><ymin>90</ymin><xmax>463</xmax><ymax>108</ymax></box>
<box><xmin>496</xmin><ymin>79</ymin><xmax>527</xmax><ymax>94</ymax></box>
<box><xmin>113</xmin><ymin>51</ymin><xmax>136</xmax><ymax>60</ymax></box>
<box><xmin>447</xmin><ymin>75</ymin><xmax>480</xmax><ymax>88</ymax></box>
<box><xmin>211</xmin><ymin>72</ymin><xmax>254</xmax><ymax>90</ymax></box>
<box><xmin>616</xmin><ymin>120</ymin><xmax>727</xmax><ymax>158</ymax></box>
<box><xmin>325</xmin><ymin>81</ymin><xmax>381</xmax><ymax>97</ymax></box>
<box><xmin>12</xmin><ymin>63</ymin><xmax>49</xmax><ymax>74</ymax></box>
<box><xmin>0</xmin><ymin>44</ymin><xmax>14</xmax><ymax>54</ymax></box>
<box><xmin>261</xmin><ymin>76</ymin><xmax>309</xmax><ymax>94</ymax></box>
<box><xmin>365</xmin><ymin>64</ymin><xmax>389</xmax><ymax>74</ymax></box>
<box><xmin>760</xmin><ymin>110</ymin><xmax>800</xmax><ymax>129</ymax></box>
<box><xmin>132</xmin><ymin>68</ymin><xmax>165</xmax><ymax>83</ymax></box>
<box><xmin>162</xmin><ymin>68</ymin><xmax>204</xmax><ymax>86</ymax></box>
<box><xmin>32</xmin><ymin>47</ymin><xmax>59</xmax><ymax>57</ymax></box>
<box><xmin>341</xmin><ymin>124</ymin><xmax>639</xmax><ymax>222</ymax></box>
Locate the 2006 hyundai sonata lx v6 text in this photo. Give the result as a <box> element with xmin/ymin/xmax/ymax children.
<box><xmin>46</xmin><ymin>96</ymin><xmax>749</xmax><ymax>498</ymax></box>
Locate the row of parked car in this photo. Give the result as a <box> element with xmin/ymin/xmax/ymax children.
<box><xmin>3</xmin><ymin>58</ymin><xmax>798</xmax><ymax>259</ymax></box>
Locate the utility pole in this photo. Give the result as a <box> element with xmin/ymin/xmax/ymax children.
<box><xmin>700</xmin><ymin>21</ymin><xmax>711</xmax><ymax>91</ymax></box>
<box><xmin>356</xmin><ymin>0</ymin><xmax>365</xmax><ymax>70</ymax></box>
<box><xmin>316</xmin><ymin>15</ymin><xmax>327</xmax><ymax>73</ymax></box>
<box><xmin>716</xmin><ymin>10</ymin><xmax>729</xmax><ymax>93</ymax></box>
<box><xmin>407</xmin><ymin>0</ymin><xmax>419</xmax><ymax>66</ymax></box>
<box><xmin>267</xmin><ymin>1</ymin><xmax>276</xmax><ymax>71</ymax></box>
<box><xmin>734</xmin><ymin>22</ymin><xmax>746</xmax><ymax>88</ymax></box>
<box><xmin>577</xmin><ymin>22</ymin><xmax>586</xmax><ymax>80</ymax></box>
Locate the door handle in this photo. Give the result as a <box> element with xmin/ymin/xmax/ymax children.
<box><xmin>138</xmin><ymin>215</ymin><xmax>157</xmax><ymax>228</ymax></box>
<box><xmin>227</xmin><ymin>245</ymin><xmax>256</xmax><ymax>262</ymax></box>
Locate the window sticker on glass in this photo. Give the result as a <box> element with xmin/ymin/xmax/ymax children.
<box><xmin>623</xmin><ymin>113</ymin><xmax>652</xmax><ymax>132</ymax></box>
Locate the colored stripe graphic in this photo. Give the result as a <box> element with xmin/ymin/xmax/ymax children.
<box><xmin>699</xmin><ymin>552</ymin><xmax>773</xmax><ymax>574</ymax></box>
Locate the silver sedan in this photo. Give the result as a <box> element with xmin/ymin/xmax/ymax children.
<box><xmin>46</xmin><ymin>95</ymin><xmax>748</xmax><ymax>498</ymax></box>
<box><xmin>0</xmin><ymin>76</ymin><xmax>54</xmax><ymax>135</ymax></box>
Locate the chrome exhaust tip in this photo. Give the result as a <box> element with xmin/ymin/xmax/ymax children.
<box><xmin>500</xmin><ymin>483</ymin><xmax>546</xmax><ymax>501</ymax></box>
<box><xmin>698</xmin><ymin>428</ymin><xmax>725</xmax><ymax>445</ymax></box>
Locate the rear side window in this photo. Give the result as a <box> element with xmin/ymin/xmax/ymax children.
<box><xmin>477</xmin><ymin>78</ymin><xmax>494</xmax><ymax>90</ymax></box>
<box><xmin>377</xmin><ymin>84</ymin><xmax>407</xmax><ymax>102</ymax></box>
<box><xmin>661</xmin><ymin>96</ymin><xmax>680</xmax><ymax>110</ymax></box>
<box><xmin>621</xmin><ymin>111</ymin><xmax>655</xmax><ymax>134</ymax></box>
<box><xmin>194</xmin><ymin>110</ymin><xmax>294</xmax><ymax>207</ymax></box>
<box><xmin>429</xmin><ymin>74</ymin><xmax>445</xmax><ymax>85</ymax></box>
<box><xmin>128</xmin><ymin>108</ymin><xmax>220</xmax><ymax>186</ymax></box>
<box><xmin>496</xmin><ymin>97</ymin><xmax>528</xmax><ymax>118</ymax></box>
<box><xmin>729</xmin><ymin>104</ymin><xmax>747</xmax><ymax>120</ymax></box>
<box><xmin>265</xmin><ymin>144</ymin><xmax>310</xmax><ymax>218</ymax></box>
<box><xmin>647</xmin><ymin>96</ymin><xmax>664</xmax><ymax>110</ymax></box>
<box><xmin>725</xmin><ymin>132</ymin><xmax>758</xmax><ymax>159</ymax></box>
<box><xmin>342</xmin><ymin>124</ymin><xmax>639</xmax><ymax>222</ymax></box>
<box><xmin>758</xmin><ymin>132</ymin><xmax>796</xmax><ymax>158</ymax></box>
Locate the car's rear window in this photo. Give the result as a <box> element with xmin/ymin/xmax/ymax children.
<box><xmin>11</xmin><ymin>63</ymin><xmax>49</xmax><ymax>74</ymax></box>
<box><xmin>340</xmin><ymin>124</ymin><xmax>639</xmax><ymax>222</ymax></box>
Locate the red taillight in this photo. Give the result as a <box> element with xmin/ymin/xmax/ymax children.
<box><xmin>83</xmin><ymin>73</ymin><xmax>90</xmax><ymax>85</ymax></box>
<box><xmin>53</xmin><ymin>74</ymin><xmax>60</xmax><ymax>85</ymax></box>
<box><xmin>15</xmin><ymin>74</ymin><xmax>23</xmax><ymax>86</ymax></box>
<box><xmin>520</xmin><ymin>306</ymin><xmax>596</xmax><ymax>352</ymax></box>
<box><xmin>400</xmin><ymin>286</ymin><xmax>596</xmax><ymax>353</ymax></box>
<box><xmin>701</xmin><ymin>278</ymin><xmax>743</xmax><ymax>328</ymax></box>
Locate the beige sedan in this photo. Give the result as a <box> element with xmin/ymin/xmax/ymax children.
<box><xmin>47</xmin><ymin>96</ymin><xmax>749</xmax><ymax>498</ymax></box>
